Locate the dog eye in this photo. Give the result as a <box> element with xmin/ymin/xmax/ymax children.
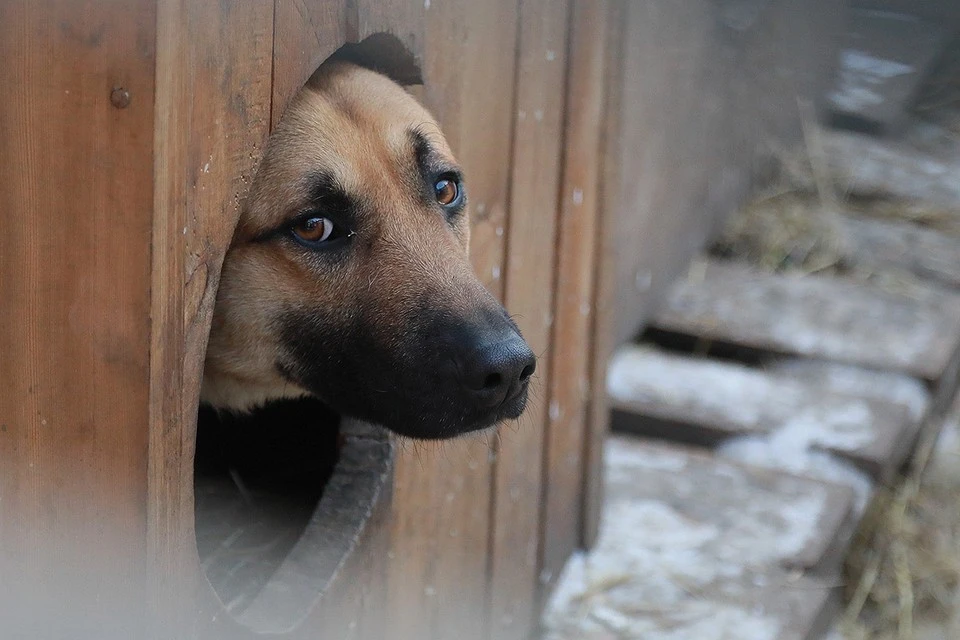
<box><xmin>291</xmin><ymin>216</ymin><xmax>335</xmax><ymax>244</ymax></box>
<box><xmin>434</xmin><ymin>177</ymin><xmax>461</xmax><ymax>207</ymax></box>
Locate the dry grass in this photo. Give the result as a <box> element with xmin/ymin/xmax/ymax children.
<box><xmin>712</xmin><ymin>190</ymin><xmax>847</xmax><ymax>274</ymax></box>
<box><xmin>838</xmin><ymin>407</ymin><xmax>960</xmax><ymax>640</ymax></box>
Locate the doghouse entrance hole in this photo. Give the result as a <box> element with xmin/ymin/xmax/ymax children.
<box><xmin>192</xmin><ymin>31</ymin><xmax>416</xmax><ymax>632</ymax></box>
<box><xmin>194</xmin><ymin>398</ymin><xmax>341</xmax><ymax>617</ymax></box>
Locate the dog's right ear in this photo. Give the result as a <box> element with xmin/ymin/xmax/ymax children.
<box><xmin>325</xmin><ymin>33</ymin><xmax>423</xmax><ymax>87</ymax></box>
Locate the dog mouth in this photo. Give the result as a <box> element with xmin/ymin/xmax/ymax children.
<box><xmin>277</xmin><ymin>303</ymin><xmax>536</xmax><ymax>440</ymax></box>
<box><xmin>456</xmin><ymin>380</ymin><xmax>530</xmax><ymax>435</ymax></box>
<box><xmin>310</xmin><ymin>373</ymin><xmax>532</xmax><ymax>441</ymax></box>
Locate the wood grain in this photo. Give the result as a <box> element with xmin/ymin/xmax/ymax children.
<box><xmin>539</xmin><ymin>0</ymin><xmax>611</xmax><ymax>594</ymax></box>
<box><xmin>487</xmin><ymin>0</ymin><xmax>571</xmax><ymax>636</ymax></box>
<box><xmin>354</xmin><ymin>0</ymin><xmax>425</xmax><ymax>62</ymax></box>
<box><xmin>651</xmin><ymin>259</ymin><xmax>960</xmax><ymax>382</ymax></box>
<box><xmin>0</xmin><ymin>1</ymin><xmax>156</xmax><ymax>636</ymax></box>
<box><xmin>582</xmin><ymin>0</ymin><xmax>625</xmax><ymax>549</ymax></box>
<box><xmin>272</xmin><ymin>0</ymin><xmax>347</xmax><ymax>128</ymax></box>
<box><xmin>149</xmin><ymin>0</ymin><xmax>274</xmax><ymax>635</ymax></box>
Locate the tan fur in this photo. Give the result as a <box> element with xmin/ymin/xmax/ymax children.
<box><xmin>201</xmin><ymin>61</ymin><xmax>482</xmax><ymax>412</ymax></box>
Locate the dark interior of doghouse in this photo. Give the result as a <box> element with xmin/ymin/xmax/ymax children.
<box><xmin>194</xmin><ymin>398</ymin><xmax>342</xmax><ymax>614</ymax></box>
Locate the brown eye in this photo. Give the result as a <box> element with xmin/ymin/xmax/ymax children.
<box><xmin>292</xmin><ymin>216</ymin><xmax>334</xmax><ymax>244</ymax></box>
<box><xmin>434</xmin><ymin>178</ymin><xmax>460</xmax><ymax>206</ymax></box>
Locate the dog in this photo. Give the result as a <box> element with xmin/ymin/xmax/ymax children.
<box><xmin>200</xmin><ymin>60</ymin><xmax>536</xmax><ymax>440</ymax></box>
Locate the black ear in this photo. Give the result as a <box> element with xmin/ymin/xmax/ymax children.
<box><xmin>326</xmin><ymin>33</ymin><xmax>423</xmax><ymax>87</ymax></box>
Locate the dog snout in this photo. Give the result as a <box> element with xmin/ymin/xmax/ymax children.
<box><xmin>459</xmin><ymin>329</ymin><xmax>536</xmax><ymax>407</ymax></box>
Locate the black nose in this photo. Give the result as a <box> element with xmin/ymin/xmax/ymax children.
<box><xmin>461</xmin><ymin>332</ymin><xmax>536</xmax><ymax>406</ymax></box>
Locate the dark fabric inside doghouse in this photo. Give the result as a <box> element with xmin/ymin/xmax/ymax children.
<box><xmin>194</xmin><ymin>398</ymin><xmax>341</xmax><ymax>615</ymax></box>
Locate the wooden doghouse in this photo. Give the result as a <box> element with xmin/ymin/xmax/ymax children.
<box><xmin>0</xmin><ymin>0</ymin><xmax>845</xmax><ymax>638</ymax></box>
<box><xmin>0</xmin><ymin>1</ymin><xmax>613</xmax><ymax>638</ymax></box>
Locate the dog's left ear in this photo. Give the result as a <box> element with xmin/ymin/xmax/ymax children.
<box><xmin>325</xmin><ymin>33</ymin><xmax>423</xmax><ymax>86</ymax></box>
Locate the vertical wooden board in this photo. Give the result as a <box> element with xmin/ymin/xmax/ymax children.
<box><xmin>604</xmin><ymin>0</ymin><xmax>844</xmax><ymax>347</ymax></box>
<box><xmin>272</xmin><ymin>0</ymin><xmax>347</xmax><ymax>128</ymax></box>
<box><xmin>386</xmin><ymin>437</ymin><xmax>501</xmax><ymax>640</ymax></box>
<box><xmin>582</xmin><ymin>0</ymin><xmax>625</xmax><ymax>549</ymax></box>
<box><xmin>488</xmin><ymin>0</ymin><xmax>571</xmax><ymax>637</ymax></box>
<box><xmin>354</xmin><ymin>0</ymin><xmax>425</xmax><ymax>62</ymax></box>
<box><xmin>0</xmin><ymin>0</ymin><xmax>156</xmax><ymax>636</ymax></box>
<box><xmin>420</xmin><ymin>1</ymin><xmax>518</xmax><ymax>298</ymax></box>
<box><xmin>539</xmin><ymin>0</ymin><xmax>610</xmax><ymax>596</ymax></box>
<box><xmin>149</xmin><ymin>0</ymin><xmax>273</xmax><ymax>635</ymax></box>
<box><xmin>605</xmin><ymin>0</ymin><xmax>731</xmax><ymax>347</ymax></box>
<box><xmin>379</xmin><ymin>1</ymin><xmax>520</xmax><ymax>639</ymax></box>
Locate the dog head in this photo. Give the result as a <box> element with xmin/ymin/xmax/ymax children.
<box><xmin>202</xmin><ymin>61</ymin><xmax>536</xmax><ymax>439</ymax></box>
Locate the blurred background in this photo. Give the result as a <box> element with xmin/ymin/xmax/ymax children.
<box><xmin>546</xmin><ymin>2</ymin><xmax>960</xmax><ymax>639</ymax></box>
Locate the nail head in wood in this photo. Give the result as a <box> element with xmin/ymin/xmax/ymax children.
<box><xmin>110</xmin><ymin>87</ymin><xmax>131</xmax><ymax>109</ymax></box>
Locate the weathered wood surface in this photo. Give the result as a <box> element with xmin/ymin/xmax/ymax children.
<box><xmin>769</xmin><ymin>358</ymin><xmax>931</xmax><ymax>422</ymax></box>
<box><xmin>581</xmin><ymin>0</ymin><xmax>624</xmax><ymax>553</ymax></box>
<box><xmin>489</xmin><ymin>0</ymin><xmax>571</xmax><ymax>637</ymax></box>
<box><xmin>584</xmin><ymin>0</ymin><xmax>845</xmax><ymax>546</ymax></box>
<box><xmin>652</xmin><ymin>259</ymin><xmax>960</xmax><ymax>381</ymax></box>
<box><xmin>544</xmin><ymin>437</ymin><xmax>855</xmax><ymax>640</ymax></box>
<box><xmin>272</xmin><ymin>0</ymin><xmax>347</xmax><ymax>127</ymax></box>
<box><xmin>839</xmin><ymin>214</ymin><xmax>960</xmax><ymax>288</ymax></box>
<box><xmin>0</xmin><ymin>1</ymin><xmax>848</xmax><ymax>638</ymax></box>
<box><xmin>608</xmin><ymin>346</ymin><xmax>918</xmax><ymax>482</ymax></box>
<box><xmin>150</xmin><ymin>0</ymin><xmax>275</xmax><ymax>636</ymax></box>
<box><xmin>0</xmin><ymin>1</ymin><xmax>156</xmax><ymax>636</ymax></box>
<box><xmin>542</xmin><ymin>0</ymin><xmax>613</xmax><ymax>596</ymax></box>
<box><xmin>796</xmin><ymin>129</ymin><xmax>960</xmax><ymax>211</ymax></box>
<box><xmin>826</xmin><ymin>8</ymin><xmax>946</xmax><ymax>132</ymax></box>
<box><xmin>603</xmin><ymin>0</ymin><xmax>844</xmax><ymax>347</ymax></box>
<box><xmin>378</xmin><ymin>3</ymin><xmax>520</xmax><ymax>640</ymax></box>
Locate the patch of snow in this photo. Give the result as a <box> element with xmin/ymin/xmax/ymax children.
<box><xmin>605</xmin><ymin>439</ymin><xmax>688</xmax><ymax>473</ymax></box>
<box><xmin>545</xmin><ymin>438</ymin><xmax>834</xmax><ymax>639</ymax></box>
<box><xmin>607</xmin><ymin>347</ymin><xmax>882</xmax><ymax>455</ymax></box>
<box><xmin>607</xmin><ymin>347</ymin><xmax>792</xmax><ymax>429</ymax></box>
<box><xmin>840</xmin><ymin>50</ymin><xmax>914</xmax><ymax>79</ymax></box>
<box><xmin>770</xmin><ymin>359</ymin><xmax>930</xmax><ymax>422</ymax></box>
<box><xmin>719</xmin><ymin>435</ymin><xmax>873</xmax><ymax>514</ymax></box>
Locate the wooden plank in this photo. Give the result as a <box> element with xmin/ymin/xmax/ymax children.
<box><xmin>272</xmin><ymin>0</ymin><xmax>347</xmax><ymax>128</ymax></box>
<box><xmin>149</xmin><ymin>0</ymin><xmax>274</xmax><ymax>635</ymax></box>
<box><xmin>603</xmin><ymin>0</ymin><xmax>745</xmax><ymax>347</ymax></box>
<box><xmin>0</xmin><ymin>1</ymin><xmax>156</xmax><ymax>636</ymax></box>
<box><xmin>376</xmin><ymin>1</ymin><xmax>520</xmax><ymax>639</ymax></box>
<box><xmin>768</xmin><ymin>359</ymin><xmax>931</xmax><ymax>424</ymax></box>
<box><xmin>582</xmin><ymin>0</ymin><xmax>625</xmax><ymax>550</ymax></box>
<box><xmin>539</xmin><ymin>0</ymin><xmax>611</xmax><ymax>601</ymax></box>
<box><xmin>608</xmin><ymin>346</ymin><xmax>919</xmax><ymax>483</ymax></box>
<box><xmin>652</xmin><ymin>259</ymin><xmax>960</xmax><ymax>381</ymax></box>
<box><xmin>802</xmin><ymin>129</ymin><xmax>960</xmax><ymax>212</ymax></box>
<box><xmin>826</xmin><ymin>8</ymin><xmax>947</xmax><ymax>132</ymax></box>
<box><xmin>603</xmin><ymin>0</ymin><xmax>845</xmax><ymax>347</ymax></box>
<box><xmin>354</xmin><ymin>0</ymin><xmax>425</xmax><ymax>64</ymax></box>
<box><xmin>839</xmin><ymin>214</ymin><xmax>960</xmax><ymax>288</ymax></box>
<box><xmin>486</xmin><ymin>1</ymin><xmax>571</xmax><ymax>637</ymax></box>
<box><xmin>544</xmin><ymin>437</ymin><xmax>855</xmax><ymax>640</ymax></box>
